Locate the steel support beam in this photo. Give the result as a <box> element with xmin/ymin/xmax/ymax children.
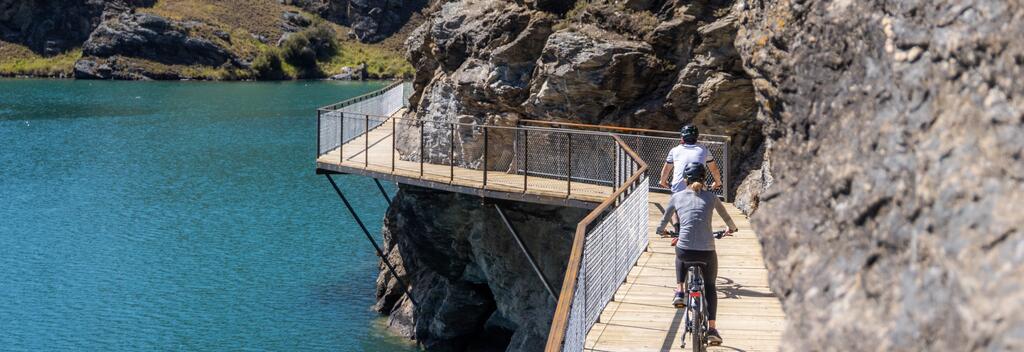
<box><xmin>326</xmin><ymin>174</ymin><xmax>417</xmax><ymax>306</ymax></box>
<box><xmin>493</xmin><ymin>204</ymin><xmax>557</xmax><ymax>300</ymax></box>
<box><xmin>373</xmin><ymin>178</ymin><xmax>392</xmax><ymax>206</ymax></box>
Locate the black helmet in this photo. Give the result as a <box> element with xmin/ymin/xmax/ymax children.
<box><xmin>682</xmin><ymin>162</ymin><xmax>706</xmax><ymax>184</ymax></box>
<box><xmin>680</xmin><ymin>125</ymin><xmax>699</xmax><ymax>144</ymax></box>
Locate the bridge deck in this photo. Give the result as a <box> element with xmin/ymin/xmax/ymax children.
<box><xmin>584</xmin><ymin>193</ymin><xmax>784</xmax><ymax>351</ymax></box>
<box><xmin>316</xmin><ymin>114</ymin><xmax>613</xmax><ymax>208</ymax></box>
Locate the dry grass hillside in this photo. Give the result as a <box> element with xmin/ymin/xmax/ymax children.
<box><xmin>0</xmin><ymin>0</ymin><xmax>415</xmax><ymax>79</ymax></box>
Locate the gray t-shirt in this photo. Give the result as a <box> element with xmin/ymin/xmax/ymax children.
<box><xmin>658</xmin><ymin>189</ymin><xmax>737</xmax><ymax>251</ymax></box>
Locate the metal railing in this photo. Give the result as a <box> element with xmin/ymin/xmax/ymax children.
<box><xmin>520</xmin><ymin>120</ymin><xmax>731</xmax><ymax>200</ymax></box>
<box><xmin>316</xmin><ymin>82</ymin><xmax>653</xmax><ymax>352</ymax></box>
<box><xmin>317</xmin><ymin>81</ymin><xmax>411</xmax><ymax>159</ymax></box>
<box><xmin>318</xmin><ymin>112</ymin><xmax>639</xmax><ymax>200</ymax></box>
<box><xmin>545</xmin><ymin>136</ymin><xmax>649</xmax><ymax>352</ymax></box>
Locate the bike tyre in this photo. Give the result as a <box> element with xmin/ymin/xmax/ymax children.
<box><xmin>691</xmin><ymin>297</ymin><xmax>705</xmax><ymax>352</ymax></box>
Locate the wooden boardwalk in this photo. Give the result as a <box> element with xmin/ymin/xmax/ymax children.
<box><xmin>316</xmin><ymin>115</ymin><xmax>614</xmax><ymax>208</ymax></box>
<box><xmin>317</xmin><ymin>113</ymin><xmax>784</xmax><ymax>351</ymax></box>
<box><xmin>584</xmin><ymin>192</ymin><xmax>784</xmax><ymax>351</ymax></box>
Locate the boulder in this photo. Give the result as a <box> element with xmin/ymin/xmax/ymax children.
<box><xmin>80</xmin><ymin>12</ymin><xmax>234</xmax><ymax>67</ymax></box>
<box><xmin>522</xmin><ymin>27</ymin><xmax>667</xmax><ymax>124</ymax></box>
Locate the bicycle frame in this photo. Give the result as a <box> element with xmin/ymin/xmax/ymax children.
<box><xmin>680</xmin><ymin>264</ymin><xmax>709</xmax><ymax>352</ymax></box>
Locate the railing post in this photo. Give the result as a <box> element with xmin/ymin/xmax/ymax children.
<box><xmin>523</xmin><ymin>129</ymin><xmax>529</xmax><ymax>192</ymax></box>
<box><xmin>566</xmin><ymin>132</ymin><xmax>572</xmax><ymax>197</ymax></box>
<box><xmin>339</xmin><ymin>112</ymin><xmax>344</xmax><ymax>165</ymax></box>
<box><xmin>483</xmin><ymin>127</ymin><xmax>489</xmax><ymax>187</ymax></box>
<box><xmin>391</xmin><ymin>115</ymin><xmax>396</xmax><ymax>173</ymax></box>
<box><xmin>454</xmin><ymin>122</ymin><xmax>458</xmax><ymax>183</ymax></box>
<box><xmin>316</xmin><ymin>109</ymin><xmax>321</xmax><ymax>159</ymax></box>
<box><xmin>614</xmin><ymin>144</ymin><xmax>621</xmax><ymax>186</ymax></box>
<box><xmin>420</xmin><ymin>120</ymin><xmax>425</xmax><ymax>177</ymax></box>
<box><xmin>723</xmin><ymin>142</ymin><xmax>730</xmax><ymax>201</ymax></box>
<box><xmin>365</xmin><ymin>114</ymin><xmax>370</xmax><ymax>168</ymax></box>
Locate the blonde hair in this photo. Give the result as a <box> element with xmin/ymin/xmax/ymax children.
<box><xmin>688</xmin><ymin>181</ymin><xmax>704</xmax><ymax>192</ymax></box>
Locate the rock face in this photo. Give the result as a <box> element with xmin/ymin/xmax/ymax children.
<box><xmin>74</xmin><ymin>12</ymin><xmax>237</xmax><ymax>79</ymax></box>
<box><xmin>284</xmin><ymin>0</ymin><xmax>427</xmax><ymax>42</ymax></box>
<box><xmin>404</xmin><ymin>0</ymin><xmax>762</xmax><ymax>192</ymax></box>
<box><xmin>736</xmin><ymin>0</ymin><xmax>1024</xmax><ymax>350</ymax></box>
<box><xmin>375</xmin><ymin>185</ymin><xmax>587</xmax><ymax>351</ymax></box>
<box><xmin>0</xmin><ymin>0</ymin><xmax>149</xmax><ymax>56</ymax></box>
<box><xmin>82</xmin><ymin>13</ymin><xmax>233</xmax><ymax>66</ymax></box>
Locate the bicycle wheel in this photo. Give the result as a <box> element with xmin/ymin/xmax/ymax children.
<box><xmin>691</xmin><ymin>295</ymin><xmax>705</xmax><ymax>352</ymax></box>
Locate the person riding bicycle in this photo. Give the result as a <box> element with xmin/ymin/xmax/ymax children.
<box><xmin>657</xmin><ymin>162</ymin><xmax>738</xmax><ymax>346</ymax></box>
<box><xmin>658</xmin><ymin>124</ymin><xmax>724</xmax><ymax>193</ymax></box>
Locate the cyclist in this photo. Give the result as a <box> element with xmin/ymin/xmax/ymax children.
<box><xmin>657</xmin><ymin>162</ymin><xmax>738</xmax><ymax>346</ymax></box>
<box><xmin>658</xmin><ymin>124</ymin><xmax>724</xmax><ymax>193</ymax></box>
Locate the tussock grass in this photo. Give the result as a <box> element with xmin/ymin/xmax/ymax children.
<box><xmin>323</xmin><ymin>42</ymin><xmax>414</xmax><ymax>78</ymax></box>
<box><xmin>0</xmin><ymin>42</ymin><xmax>80</xmax><ymax>77</ymax></box>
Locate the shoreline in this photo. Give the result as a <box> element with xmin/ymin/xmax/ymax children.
<box><xmin>0</xmin><ymin>75</ymin><xmax>404</xmax><ymax>83</ymax></box>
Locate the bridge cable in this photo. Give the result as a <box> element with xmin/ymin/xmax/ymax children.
<box><xmin>325</xmin><ymin>174</ymin><xmax>418</xmax><ymax>306</ymax></box>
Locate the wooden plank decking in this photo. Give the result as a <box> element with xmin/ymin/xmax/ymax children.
<box><xmin>584</xmin><ymin>192</ymin><xmax>784</xmax><ymax>351</ymax></box>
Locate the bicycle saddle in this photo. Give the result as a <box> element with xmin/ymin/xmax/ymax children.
<box><xmin>684</xmin><ymin>261</ymin><xmax>707</xmax><ymax>268</ymax></box>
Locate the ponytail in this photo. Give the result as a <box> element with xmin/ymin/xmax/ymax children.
<box><xmin>688</xmin><ymin>181</ymin><xmax>704</xmax><ymax>192</ymax></box>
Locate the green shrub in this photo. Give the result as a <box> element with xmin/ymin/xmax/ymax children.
<box><xmin>280</xmin><ymin>22</ymin><xmax>338</xmax><ymax>77</ymax></box>
<box><xmin>252</xmin><ymin>48</ymin><xmax>285</xmax><ymax>79</ymax></box>
<box><xmin>305</xmin><ymin>23</ymin><xmax>338</xmax><ymax>60</ymax></box>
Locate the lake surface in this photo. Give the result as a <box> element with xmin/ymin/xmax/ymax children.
<box><xmin>0</xmin><ymin>79</ymin><xmax>415</xmax><ymax>351</ymax></box>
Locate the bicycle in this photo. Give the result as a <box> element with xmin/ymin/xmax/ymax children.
<box><xmin>668</xmin><ymin>229</ymin><xmax>730</xmax><ymax>352</ymax></box>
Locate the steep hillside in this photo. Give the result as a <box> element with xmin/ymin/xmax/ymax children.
<box><xmin>0</xmin><ymin>0</ymin><xmax>420</xmax><ymax>80</ymax></box>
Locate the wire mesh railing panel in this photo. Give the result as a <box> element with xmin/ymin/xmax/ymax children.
<box><xmin>614</xmin><ymin>133</ymin><xmax>729</xmax><ymax>199</ymax></box>
<box><xmin>504</xmin><ymin>129</ymin><xmax>617</xmax><ymax>198</ymax></box>
<box><xmin>418</xmin><ymin>120</ymin><xmax>454</xmax><ymax>179</ymax></box>
<box><xmin>562</xmin><ymin>262</ymin><xmax>588</xmax><ymax>352</ymax></box>
<box><xmin>318</xmin><ymin>111</ymin><xmax>341</xmax><ymax>157</ymax></box>
<box><xmin>580</xmin><ymin>180</ymin><xmax>649</xmax><ymax>327</ymax></box>
<box><xmin>554</xmin><ymin>174</ymin><xmax>649</xmax><ymax>352</ymax></box>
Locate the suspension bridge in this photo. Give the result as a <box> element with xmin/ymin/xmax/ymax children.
<box><xmin>315</xmin><ymin>82</ymin><xmax>784</xmax><ymax>351</ymax></box>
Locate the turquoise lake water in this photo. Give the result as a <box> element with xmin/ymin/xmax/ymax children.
<box><xmin>0</xmin><ymin>79</ymin><xmax>416</xmax><ymax>351</ymax></box>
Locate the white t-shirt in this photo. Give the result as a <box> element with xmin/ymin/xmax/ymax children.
<box><xmin>665</xmin><ymin>143</ymin><xmax>713</xmax><ymax>193</ymax></box>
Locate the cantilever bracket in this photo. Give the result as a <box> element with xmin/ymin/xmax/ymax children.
<box><xmin>493</xmin><ymin>204</ymin><xmax>558</xmax><ymax>301</ymax></box>
<box><xmin>325</xmin><ymin>174</ymin><xmax>418</xmax><ymax>306</ymax></box>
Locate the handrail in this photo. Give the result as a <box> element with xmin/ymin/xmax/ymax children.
<box><xmin>520</xmin><ymin>119</ymin><xmax>732</xmax><ymax>141</ymax></box>
<box><xmin>544</xmin><ymin>135</ymin><xmax>648</xmax><ymax>351</ymax></box>
<box><xmin>318</xmin><ymin>80</ymin><xmax>405</xmax><ymax>112</ymax></box>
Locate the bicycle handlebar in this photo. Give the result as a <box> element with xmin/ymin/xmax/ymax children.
<box><xmin>665</xmin><ymin>229</ymin><xmax>735</xmax><ymax>239</ymax></box>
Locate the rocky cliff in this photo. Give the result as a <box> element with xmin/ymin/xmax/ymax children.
<box><xmin>735</xmin><ymin>0</ymin><xmax>1024</xmax><ymax>350</ymax></box>
<box><xmin>375</xmin><ymin>185</ymin><xmax>588</xmax><ymax>351</ymax></box>
<box><xmin>284</xmin><ymin>0</ymin><xmax>428</xmax><ymax>42</ymax></box>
